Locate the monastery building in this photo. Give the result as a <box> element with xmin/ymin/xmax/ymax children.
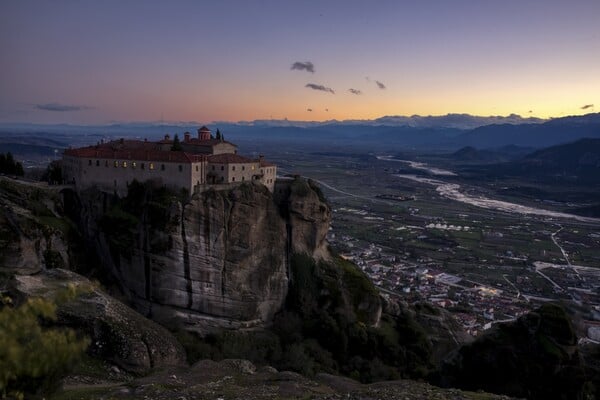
<box><xmin>62</xmin><ymin>126</ymin><xmax>277</xmax><ymax>195</ymax></box>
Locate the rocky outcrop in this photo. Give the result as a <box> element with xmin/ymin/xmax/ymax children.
<box><xmin>0</xmin><ymin>178</ymin><xmax>71</xmax><ymax>274</ymax></box>
<box><xmin>72</xmin><ymin>178</ymin><xmax>331</xmax><ymax>334</ymax></box>
<box><xmin>8</xmin><ymin>268</ymin><xmax>186</xmax><ymax>374</ymax></box>
<box><xmin>283</xmin><ymin>178</ymin><xmax>331</xmax><ymax>260</ymax></box>
<box><xmin>382</xmin><ymin>298</ymin><xmax>472</xmax><ymax>364</ymax></box>
<box><xmin>438</xmin><ymin>303</ymin><xmax>587</xmax><ymax>400</ymax></box>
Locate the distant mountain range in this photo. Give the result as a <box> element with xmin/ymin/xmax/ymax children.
<box><xmin>458</xmin><ymin>138</ymin><xmax>600</xmax><ymax>185</ymax></box>
<box><xmin>1</xmin><ymin>113</ymin><xmax>599</xmax><ymax>151</ymax></box>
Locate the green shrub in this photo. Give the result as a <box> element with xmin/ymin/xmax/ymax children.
<box><xmin>0</xmin><ymin>293</ymin><xmax>89</xmax><ymax>398</ymax></box>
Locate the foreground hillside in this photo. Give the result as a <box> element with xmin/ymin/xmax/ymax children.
<box><xmin>54</xmin><ymin>358</ymin><xmax>517</xmax><ymax>400</ymax></box>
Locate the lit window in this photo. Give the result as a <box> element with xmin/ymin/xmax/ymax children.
<box><xmin>251</xmin><ymin>165</ymin><xmax>255</xmax><ymax>170</ymax></box>
<box><xmin>114</xmin><ymin>161</ymin><xmax>118</xmax><ymax>167</ymax></box>
<box><xmin>132</xmin><ymin>162</ymin><xmax>136</xmax><ymax>168</ymax></box>
<box><xmin>122</xmin><ymin>161</ymin><xmax>127</xmax><ymax>168</ymax></box>
<box><xmin>149</xmin><ymin>163</ymin><xmax>154</xmax><ymax>170</ymax></box>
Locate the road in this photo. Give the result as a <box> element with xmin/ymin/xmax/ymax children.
<box><xmin>551</xmin><ymin>226</ymin><xmax>582</xmax><ymax>280</ymax></box>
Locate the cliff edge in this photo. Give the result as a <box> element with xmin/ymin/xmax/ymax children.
<box><xmin>69</xmin><ymin>178</ymin><xmax>332</xmax><ymax>334</ymax></box>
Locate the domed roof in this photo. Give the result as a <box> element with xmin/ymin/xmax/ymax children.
<box><xmin>199</xmin><ymin>126</ymin><xmax>211</xmax><ymax>132</ymax></box>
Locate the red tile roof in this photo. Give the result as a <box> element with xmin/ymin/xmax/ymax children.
<box><xmin>185</xmin><ymin>138</ymin><xmax>237</xmax><ymax>147</ymax></box>
<box><xmin>64</xmin><ymin>141</ymin><xmax>206</xmax><ymax>163</ymax></box>
<box><xmin>207</xmin><ymin>153</ymin><xmax>255</xmax><ymax>164</ymax></box>
<box><xmin>259</xmin><ymin>160</ymin><xmax>276</xmax><ymax>167</ymax></box>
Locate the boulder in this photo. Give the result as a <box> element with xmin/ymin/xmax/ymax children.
<box><xmin>9</xmin><ymin>268</ymin><xmax>186</xmax><ymax>374</ymax></box>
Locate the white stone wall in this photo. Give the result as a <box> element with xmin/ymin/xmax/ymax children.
<box><xmin>65</xmin><ymin>155</ymin><xmax>206</xmax><ymax>195</ymax></box>
<box><xmin>207</xmin><ymin>161</ymin><xmax>260</xmax><ymax>185</ymax></box>
<box><xmin>259</xmin><ymin>165</ymin><xmax>277</xmax><ymax>192</ymax></box>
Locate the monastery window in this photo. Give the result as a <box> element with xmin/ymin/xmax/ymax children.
<box><xmin>88</xmin><ymin>160</ymin><xmax>92</xmax><ymax>166</ymax></box>
<box><xmin>96</xmin><ymin>160</ymin><xmax>100</xmax><ymax>167</ymax></box>
<box><xmin>221</xmin><ymin>166</ymin><xmax>224</xmax><ymax>171</ymax></box>
<box><xmin>161</xmin><ymin>164</ymin><xmax>165</xmax><ymax>171</ymax></box>
<box><xmin>141</xmin><ymin>163</ymin><xmax>145</xmax><ymax>170</ymax></box>
<box><xmin>232</xmin><ymin>166</ymin><xmax>236</xmax><ymax>171</ymax></box>
<box><xmin>242</xmin><ymin>166</ymin><xmax>245</xmax><ymax>171</ymax></box>
<box><xmin>242</xmin><ymin>176</ymin><xmax>245</xmax><ymax>181</ymax></box>
<box><xmin>114</xmin><ymin>161</ymin><xmax>118</xmax><ymax>168</ymax></box>
<box><xmin>232</xmin><ymin>176</ymin><xmax>235</xmax><ymax>182</ymax></box>
<box><xmin>122</xmin><ymin>161</ymin><xmax>127</xmax><ymax>168</ymax></box>
<box><xmin>251</xmin><ymin>165</ymin><xmax>255</xmax><ymax>170</ymax></box>
<box><xmin>105</xmin><ymin>161</ymin><xmax>108</xmax><ymax>167</ymax></box>
<box><xmin>178</xmin><ymin>165</ymin><xmax>183</xmax><ymax>172</ymax></box>
<box><xmin>149</xmin><ymin>163</ymin><xmax>154</xmax><ymax>170</ymax></box>
<box><xmin>212</xmin><ymin>166</ymin><xmax>215</xmax><ymax>171</ymax></box>
<box><xmin>195</xmin><ymin>165</ymin><xmax>199</xmax><ymax>172</ymax></box>
<box><xmin>132</xmin><ymin>162</ymin><xmax>136</xmax><ymax>168</ymax></box>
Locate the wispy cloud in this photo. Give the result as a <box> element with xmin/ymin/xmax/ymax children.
<box><xmin>35</xmin><ymin>102</ymin><xmax>91</xmax><ymax>112</ymax></box>
<box><xmin>291</xmin><ymin>61</ymin><xmax>315</xmax><ymax>73</ymax></box>
<box><xmin>375</xmin><ymin>80</ymin><xmax>386</xmax><ymax>89</ymax></box>
<box><xmin>307</xmin><ymin>108</ymin><xmax>313</xmax><ymax>112</ymax></box>
<box><xmin>305</xmin><ymin>83</ymin><xmax>334</xmax><ymax>94</ymax></box>
<box><xmin>348</xmin><ymin>88</ymin><xmax>362</xmax><ymax>95</ymax></box>
<box><xmin>581</xmin><ymin>104</ymin><xmax>594</xmax><ymax>110</ymax></box>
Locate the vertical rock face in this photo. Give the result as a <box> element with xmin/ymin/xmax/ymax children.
<box><xmin>74</xmin><ymin>179</ymin><xmax>331</xmax><ymax>334</ymax></box>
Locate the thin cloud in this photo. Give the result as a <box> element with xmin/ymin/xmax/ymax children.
<box><xmin>307</xmin><ymin>108</ymin><xmax>313</xmax><ymax>112</ymax></box>
<box><xmin>348</xmin><ymin>88</ymin><xmax>362</xmax><ymax>95</ymax></box>
<box><xmin>305</xmin><ymin>83</ymin><xmax>334</xmax><ymax>94</ymax></box>
<box><xmin>291</xmin><ymin>61</ymin><xmax>315</xmax><ymax>73</ymax></box>
<box><xmin>35</xmin><ymin>102</ymin><xmax>90</xmax><ymax>112</ymax></box>
<box><xmin>581</xmin><ymin>104</ymin><xmax>594</xmax><ymax>110</ymax></box>
<box><xmin>375</xmin><ymin>80</ymin><xmax>386</xmax><ymax>89</ymax></box>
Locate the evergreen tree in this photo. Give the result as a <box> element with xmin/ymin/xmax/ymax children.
<box><xmin>0</xmin><ymin>152</ymin><xmax>25</xmax><ymax>176</ymax></box>
<box><xmin>215</xmin><ymin>129</ymin><xmax>221</xmax><ymax>140</ymax></box>
<box><xmin>171</xmin><ymin>134</ymin><xmax>183</xmax><ymax>151</ymax></box>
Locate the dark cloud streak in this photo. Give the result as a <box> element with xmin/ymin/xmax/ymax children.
<box><xmin>375</xmin><ymin>80</ymin><xmax>386</xmax><ymax>89</ymax></box>
<box><xmin>348</xmin><ymin>88</ymin><xmax>362</xmax><ymax>95</ymax></box>
<box><xmin>305</xmin><ymin>83</ymin><xmax>334</xmax><ymax>94</ymax></box>
<box><xmin>291</xmin><ymin>61</ymin><xmax>315</xmax><ymax>73</ymax></box>
<box><xmin>35</xmin><ymin>102</ymin><xmax>91</xmax><ymax>112</ymax></box>
<box><xmin>581</xmin><ymin>104</ymin><xmax>594</xmax><ymax>110</ymax></box>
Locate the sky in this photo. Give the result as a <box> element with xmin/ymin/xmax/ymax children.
<box><xmin>1</xmin><ymin>0</ymin><xmax>599</xmax><ymax>124</ymax></box>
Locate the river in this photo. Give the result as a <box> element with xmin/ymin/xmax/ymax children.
<box><xmin>395</xmin><ymin>174</ymin><xmax>600</xmax><ymax>224</ymax></box>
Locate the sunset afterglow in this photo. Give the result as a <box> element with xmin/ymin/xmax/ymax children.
<box><xmin>1</xmin><ymin>0</ymin><xmax>599</xmax><ymax>124</ymax></box>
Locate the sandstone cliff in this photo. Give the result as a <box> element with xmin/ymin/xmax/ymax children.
<box><xmin>0</xmin><ymin>178</ymin><xmax>72</xmax><ymax>275</ymax></box>
<box><xmin>71</xmin><ymin>178</ymin><xmax>332</xmax><ymax>334</ymax></box>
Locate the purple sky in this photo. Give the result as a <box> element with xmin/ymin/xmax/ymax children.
<box><xmin>1</xmin><ymin>0</ymin><xmax>599</xmax><ymax>124</ymax></box>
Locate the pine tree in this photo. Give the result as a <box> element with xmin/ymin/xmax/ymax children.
<box><xmin>171</xmin><ymin>134</ymin><xmax>182</xmax><ymax>151</ymax></box>
<box><xmin>215</xmin><ymin>129</ymin><xmax>221</xmax><ymax>140</ymax></box>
